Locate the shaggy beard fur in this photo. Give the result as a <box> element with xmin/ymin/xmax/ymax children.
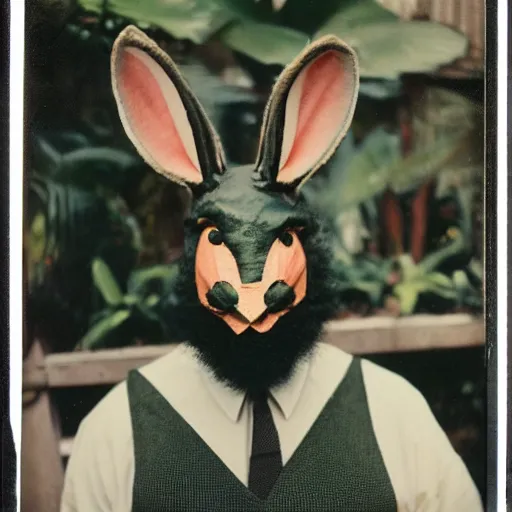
<box><xmin>168</xmin><ymin>217</ymin><xmax>340</xmax><ymax>395</ymax></box>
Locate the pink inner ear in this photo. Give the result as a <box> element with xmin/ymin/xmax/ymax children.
<box><xmin>278</xmin><ymin>52</ymin><xmax>350</xmax><ymax>183</ymax></box>
<box><xmin>118</xmin><ymin>49</ymin><xmax>202</xmax><ymax>183</ymax></box>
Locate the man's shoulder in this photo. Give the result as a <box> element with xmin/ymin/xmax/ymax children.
<box><xmin>355</xmin><ymin>357</ymin><xmax>442</xmax><ymax>438</ymax></box>
<box><xmin>81</xmin><ymin>343</ymin><xmax>194</xmax><ymax>432</ymax></box>
<box><xmin>360</xmin><ymin>357</ymin><xmax>428</xmax><ymax>411</ymax></box>
<box><xmin>360</xmin><ymin>358</ymin><xmax>421</xmax><ymax>395</ymax></box>
<box><xmin>316</xmin><ymin>343</ymin><xmax>422</xmax><ymax>397</ymax></box>
<box><xmin>79</xmin><ymin>379</ymin><xmax>131</xmax><ymax>440</ymax></box>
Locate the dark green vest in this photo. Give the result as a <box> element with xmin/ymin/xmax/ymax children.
<box><xmin>127</xmin><ymin>357</ymin><xmax>397</xmax><ymax>511</ymax></box>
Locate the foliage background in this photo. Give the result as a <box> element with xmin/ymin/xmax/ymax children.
<box><xmin>23</xmin><ymin>0</ymin><xmax>486</xmax><ymax>503</ymax></box>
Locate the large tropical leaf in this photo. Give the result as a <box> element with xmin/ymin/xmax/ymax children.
<box><xmin>305</xmin><ymin>126</ymin><xmax>470</xmax><ymax>255</ymax></box>
<box><xmin>53</xmin><ymin>147</ymin><xmax>141</xmax><ymax>191</ymax></box>
<box><xmin>337</xmin><ymin>129</ymin><xmax>467</xmax><ymax>210</ymax></box>
<box><xmin>215</xmin><ymin>0</ymin><xmax>347</xmax><ymax>34</ymax></box>
<box><xmin>211</xmin><ymin>0</ymin><xmax>277</xmax><ymax>22</ymax></box>
<box><xmin>219</xmin><ymin>21</ymin><xmax>309</xmax><ymax>66</ymax></box>
<box><xmin>79</xmin><ymin>0</ymin><xmax>235</xmax><ymax>44</ymax></box>
<box><xmin>388</xmin><ymin>131</ymin><xmax>468</xmax><ymax>194</ymax></box>
<box><xmin>316</xmin><ymin>20</ymin><xmax>468</xmax><ymax>79</ymax></box>
<box><xmin>215</xmin><ymin>0</ymin><xmax>396</xmax><ymax>65</ymax></box>
<box><xmin>28</xmin><ymin>176</ymin><xmax>112</xmax><ymax>266</ymax></box>
<box><xmin>315</xmin><ymin>0</ymin><xmax>397</xmax><ymax>35</ymax></box>
<box><xmin>337</xmin><ymin>128</ymin><xmax>400</xmax><ymax>209</ymax></box>
<box><xmin>218</xmin><ymin>0</ymin><xmax>467</xmax><ymax>78</ymax></box>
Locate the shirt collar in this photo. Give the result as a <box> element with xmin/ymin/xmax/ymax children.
<box><xmin>200</xmin><ymin>357</ymin><xmax>311</xmax><ymax>422</ymax></box>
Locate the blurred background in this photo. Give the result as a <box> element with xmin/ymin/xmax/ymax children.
<box><xmin>21</xmin><ymin>0</ymin><xmax>486</xmax><ymax>510</ymax></box>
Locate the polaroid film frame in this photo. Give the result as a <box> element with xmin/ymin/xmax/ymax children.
<box><xmin>6</xmin><ymin>0</ymin><xmax>508</xmax><ymax>510</ymax></box>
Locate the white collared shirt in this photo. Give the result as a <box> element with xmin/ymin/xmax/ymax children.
<box><xmin>61</xmin><ymin>342</ymin><xmax>483</xmax><ymax>512</ymax></box>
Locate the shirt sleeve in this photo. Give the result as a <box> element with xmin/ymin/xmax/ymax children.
<box><xmin>362</xmin><ymin>359</ymin><xmax>483</xmax><ymax>512</ymax></box>
<box><xmin>410</xmin><ymin>389</ymin><xmax>483</xmax><ymax>512</ymax></box>
<box><xmin>60</xmin><ymin>383</ymin><xmax>134</xmax><ymax>512</ymax></box>
<box><xmin>60</xmin><ymin>416</ymin><xmax>114</xmax><ymax>512</ymax></box>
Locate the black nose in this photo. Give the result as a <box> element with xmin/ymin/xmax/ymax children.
<box><xmin>264</xmin><ymin>281</ymin><xmax>296</xmax><ymax>313</ymax></box>
<box><xmin>206</xmin><ymin>281</ymin><xmax>239</xmax><ymax>312</ymax></box>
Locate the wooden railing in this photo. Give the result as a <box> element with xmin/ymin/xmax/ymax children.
<box><xmin>23</xmin><ymin>314</ymin><xmax>485</xmax><ymax>392</ymax></box>
<box><xmin>21</xmin><ymin>313</ymin><xmax>485</xmax><ymax>459</ymax></box>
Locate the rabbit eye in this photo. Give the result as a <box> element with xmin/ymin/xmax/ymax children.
<box><xmin>208</xmin><ymin>229</ymin><xmax>223</xmax><ymax>245</ymax></box>
<box><xmin>279</xmin><ymin>231</ymin><xmax>294</xmax><ymax>247</ymax></box>
<box><xmin>197</xmin><ymin>217</ymin><xmax>214</xmax><ymax>227</ymax></box>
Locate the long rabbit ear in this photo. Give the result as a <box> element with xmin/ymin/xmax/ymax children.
<box><xmin>255</xmin><ymin>35</ymin><xmax>359</xmax><ymax>190</ymax></box>
<box><xmin>111</xmin><ymin>26</ymin><xmax>226</xmax><ymax>191</ymax></box>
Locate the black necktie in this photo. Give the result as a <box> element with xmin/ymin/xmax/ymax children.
<box><xmin>248</xmin><ymin>391</ymin><xmax>283</xmax><ymax>499</ymax></box>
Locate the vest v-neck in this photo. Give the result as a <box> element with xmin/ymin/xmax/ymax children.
<box><xmin>128</xmin><ymin>357</ymin><xmax>397</xmax><ymax>511</ymax></box>
<box><xmin>129</xmin><ymin>369</ymin><xmax>267</xmax><ymax>505</ymax></box>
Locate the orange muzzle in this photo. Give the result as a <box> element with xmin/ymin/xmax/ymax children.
<box><xmin>195</xmin><ymin>226</ymin><xmax>307</xmax><ymax>334</ymax></box>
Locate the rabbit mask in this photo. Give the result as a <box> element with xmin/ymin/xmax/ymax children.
<box><xmin>111</xmin><ymin>26</ymin><xmax>359</xmax><ymax>338</ymax></box>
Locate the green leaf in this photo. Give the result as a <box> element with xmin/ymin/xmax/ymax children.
<box><xmin>315</xmin><ymin>0</ymin><xmax>397</xmax><ymax>37</ymax></box>
<box><xmin>453</xmin><ymin>269</ymin><xmax>470</xmax><ymax>289</ymax></box>
<box><xmin>340</xmin><ymin>280</ymin><xmax>384</xmax><ymax>306</ymax></box>
<box><xmin>215</xmin><ymin>0</ymin><xmax>346</xmax><ymax>34</ymax></box>
<box><xmin>418</xmin><ymin>230</ymin><xmax>467</xmax><ymax>274</ymax></box>
<box><xmin>358</xmin><ymin>79</ymin><xmax>401</xmax><ymax>99</ymax></box>
<box><xmin>128</xmin><ymin>263</ymin><xmax>180</xmax><ymax>294</ymax></box>
<box><xmin>28</xmin><ymin>213</ymin><xmax>47</xmax><ymax>263</ymax></box>
<box><xmin>79</xmin><ymin>309</ymin><xmax>131</xmax><ymax>350</ymax></box>
<box><xmin>424</xmin><ymin>272</ymin><xmax>455</xmax><ymax>292</ymax></box>
<box><xmin>54</xmin><ymin>148</ymin><xmax>140</xmax><ymax>191</ymax></box>
<box><xmin>219</xmin><ymin>21</ymin><xmax>309</xmax><ymax>66</ymax></box>
<box><xmin>92</xmin><ymin>258</ymin><xmax>124</xmax><ymax>306</ymax></box>
<box><xmin>394</xmin><ymin>270</ymin><xmax>457</xmax><ymax>315</ymax></box>
<box><xmin>317</xmin><ymin>19</ymin><xmax>468</xmax><ymax>79</ymax></box>
<box><xmin>393</xmin><ymin>281</ymin><xmax>421</xmax><ymax>315</ymax></box>
<box><xmin>452</xmin><ymin>267</ymin><xmax>482</xmax><ymax>310</ymax></box>
<box><xmin>468</xmin><ymin>259</ymin><xmax>483</xmax><ymax>281</ymax></box>
<box><xmin>389</xmin><ymin>132</ymin><xmax>468</xmax><ymax>194</ymax></box>
<box><xmin>123</xmin><ymin>294</ymin><xmax>139</xmax><ymax>306</ymax></box>
<box><xmin>145</xmin><ymin>294</ymin><xmax>160</xmax><ymax>308</ymax></box>
<box><xmin>211</xmin><ymin>0</ymin><xmax>275</xmax><ymax>22</ymax></box>
<box><xmin>314</xmin><ymin>128</ymin><xmax>467</xmax><ymax>218</ymax></box>
<box><xmin>79</xmin><ymin>0</ymin><xmax>235</xmax><ymax>44</ymax></box>
<box><xmin>337</xmin><ymin>128</ymin><xmax>400</xmax><ymax>209</ymax></box>
<box><xmin>396</xmin><ymin>254</ymin><xmax>418</xmax><ymax>280</ymax></box>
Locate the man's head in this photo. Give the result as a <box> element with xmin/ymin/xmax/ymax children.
<box><xmin>111</xmin><ymin>25</ymin><xmax>359</xmax><ymax>393</ymax></box>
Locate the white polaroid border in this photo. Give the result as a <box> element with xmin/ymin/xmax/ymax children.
<box><xmin>9</xmin><ymin>0</ymin><xmax>24</xmax><ymax>509</ymax></box>
<box><xmin>7</xmin><ymin>0</ymin><xmax>508</xmax><ymax>511</ymax></box>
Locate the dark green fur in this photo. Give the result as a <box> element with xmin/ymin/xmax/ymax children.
<box><xmin>165</xmin><ymin>172</ymin><xmax>341</xmax><ymax>393</ymax></box>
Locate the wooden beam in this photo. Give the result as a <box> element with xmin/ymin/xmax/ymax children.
<box><xmin>324</xmin><ymin>314</ymin><xmax>485</xmax><ymax>353</ymax></box>
<box><xmin>21</xmin><ymin>340</ymin><xmax>64</xmax><ymax>512</ymax></box>
<box><xmin>23</xmin><ymin>344</ymin><xmax>173</xmax><ymax>390</ymax></box>
<box><xmin>23</xmin><ymin>315</ymin><xmax>484</xmax><ymax>391</ymax></box>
